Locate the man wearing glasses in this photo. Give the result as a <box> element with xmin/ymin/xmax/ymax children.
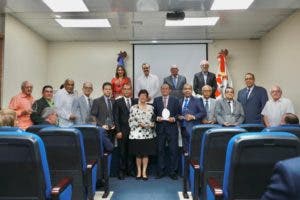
<box><xmin>237</xmin><ymin>73</ymin><xmax>268</xmax><ymax>124</ymax></box>
<box><xmin>262</xmin><ymin>85</ymin><xmax>295</xmax><ymax>127</ymax></box>
<box><xmin>31</xmin><ymin>85</ymin><xmax>54</xmax><ymax>125</ymax></box>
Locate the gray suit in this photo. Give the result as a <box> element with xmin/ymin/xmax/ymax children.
<box><xmin>72</xmin><ymin>95</ymin><xmax>93</xmax><ymax>124</ymax></box>
<box><xmin>215</xmin><ymin>99</ymin><xmax>245</xmax><ymax>125</ymax></box>
<box><xmin>163</xmin><ymin>75</ymin><xmax>186</xmax><ymax>99</ymax></box>
<box><xmin>202</xmin><ymin>97</ymin><xmax>216</xmax><ymax>122</ymax></box>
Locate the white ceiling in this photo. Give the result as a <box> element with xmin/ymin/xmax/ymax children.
<box><xmin>1</xmin><ymin>0</ymin><xmax>300</xmax><ymax>41</ymax></box>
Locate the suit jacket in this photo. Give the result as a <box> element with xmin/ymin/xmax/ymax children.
<box><xmin>193</xmin><ymin>71</ymin><xmax>217</xmax><ymax>98</ymax></box>
<box><xmin>215</xmin><ymin>99</ymin><xmax>245</xmax><ymax>125</ymax></box>
<box><xmin>163</xmin><ymin>75</ymin><xmax>186</xmax><ymax>98</ymax></box>
<box><xmin>202</xmin><ymin>97</ymin><xmax>216</xmax><ymax>122</ymax></box>
<box><xmin>261</xmin><ymin>157</ymin><xmax>300</xmax><ymax>200</ymax></box>
<box><xmin>153</xmin><ymin>96</ymin><xmax>180</xmax><ymax>134</ymax></box>
<box><xmin>91</xmin><ymin>96</ymin><xmax>115</xmax><ymax>126</ymax></box>
<box><xmin>72</xmin><ymin>95</ymin><xmax>93</xmax><ymax>124</ymax></box>
<box><xmin>30</xmin><ymin>97</ymin><xmax>51</xmax><ymax>124</ymax></box>
<box><xmin>237</xmin><ymin>85</ymin><xmax>268</xmax><ymax>124</ymax></box>
<box><xmin>113</xmin><ymin>97</ymin><xmax>138</xmax><ymax>135</ymax></box>
<box><xmin>179</xmin><ymin>96</ymin><xmax>206</xmax><ymax>133</ymax></box>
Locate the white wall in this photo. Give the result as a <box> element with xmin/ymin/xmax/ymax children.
<box><xmin>47</xmin><ymin>42</ymin><xmax>132</xmax><ymax>98</ymax></box>
<box><xmin>259</xmin><ymin>11</ymin><xmax>300</xmax><ymax>115</ymax></box>
<box><xmin>2</xmin><ymin>15</ymin><xmax>48</xmax><ymax>107</ymax></box>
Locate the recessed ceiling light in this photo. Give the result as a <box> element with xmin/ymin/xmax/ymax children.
<box><xmin>211</xmin><ymin>0</ymin><xmax>254</xmax><ymax>10</ymax></box>
<box><xmin>43</xmin><ymin>0</ymin><xmax>89</xmax><ymax>12</ymax></box>
<box><xmin>165</xmin><ymin>17</ymin><xmax>219</xmax><ymax>26</ymax></box>
<box><xmin>55</xmin><ymin>19</ymin><xmax>111</xmax><ymax>28</ymax></box>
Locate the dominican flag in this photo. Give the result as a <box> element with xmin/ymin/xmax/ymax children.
<box><xmin>215</xmin><ymin>49</ymin><xmax>232</xmax><ymax>99</ymax></box>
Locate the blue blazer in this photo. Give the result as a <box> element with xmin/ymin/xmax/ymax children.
<box><xmin>261</xmin><ymin>156</ymin><xmax>300</xmax><ymax>200</ymax></box>
<box><xmin>237</xmin><ymin>85</ymin><xmax>268</xmax><ymax>124</ymax></box>
<box><xmin>179</xmin><ymin>96</ymin><xmax>206</xmax><ymax>133</ymax></box>
<box><xmin>153</xmin><ymin>96</ymin><xmax>180</xmax><ymax>134</ymax></box>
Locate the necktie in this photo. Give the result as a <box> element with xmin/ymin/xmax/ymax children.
<box><xmin>107</xmin><ymin>98</ymin><xmax>112</xmax><ymax>113</ymax></box>
<box><xmin>126</xmin><ymin>98</ymin><xmax>131</xmax><ymax>110</ymax></box>
<box><xmin>173</xmin><ymin>76</ymin><xmax>177</xmax><ymax>88</ymax></box>
<box><xmin>228</xmin><ymin>101</ymin><xmax>233</xmax><ymax>113</ymax></box>
<box><xmin>163</xmin><ymin>96</ymin><xmax>167</xmax><ymax>108</ymax></box>
<box><xmin>246</xmin><ymin>88</ymin><xmax>250</xmax><ymax>99</ymax></box>
<box><xmin>183</xmin><ymin>98</ymin><xmax>189</xmax><ymax>110</ymax></box>
<box><xmin>205</xmin><ymin>100</ymin><xmax>209</xmax><ymax>112</ymax></box>
<box><xmin>87</xmin><ymin>98</ymin><xmax>92</xmax><ymax>108</ymax></box>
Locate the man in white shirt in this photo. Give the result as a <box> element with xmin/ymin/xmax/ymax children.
<box><xmin>135</xmin><ymin>63</ymin><xmax>160</xmax><ymax>104</ymax></box>
<box><xmin>54</xmin><ymin>79</ymin><xmax>77</xmax><ymax>127</ymax></box>
<box><xmin>262</xmin><ymin>85</ymin><xmax>295</xmax><ymax>127</ymax></box>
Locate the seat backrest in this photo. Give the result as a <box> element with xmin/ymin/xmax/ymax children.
<box><xmin>0</xmin><ymin>126</ymin><xmax>23</xmax><ymax>132</ymax></box>
<box><xmin>72</xmin><ymin>124</ymin><xmax>103</xmax><ymax>160</ymax></box>
<box><xmin>190</xmin><ymin>124</ymin><xmax>220</xmax><ymax>161</ymax></box>
<box><xmin>37</xmin><ymin>127</ymin><xmax>86</xmax><ymax>200</ymax></box>
<box><xmin>263</xmin><ymin>125</ymin><xmax>300</xmax><ymax>138</ymax></box>
<box><xmin>200</xmin><ymin>127</ymin><xmax>247</xmax><ymax>199</ymax></box>
<box><xmin>224</xmin><ymin>132</ymin><xmax>300</xmax><ymax>200</ymax></box>
<box><xmin>0</xmin><ymin>131</ymin><xmax>51</xmax><ymax>200</ymax></box>
<box><xmin>238</xmin><ymin>123</ymin><xmax>265</xmax><ymax>132</ymax></box>
<box><xmin>26</xmin><ymin>125</ymin><xmax>56</xmax><ymax>134</ymax></box>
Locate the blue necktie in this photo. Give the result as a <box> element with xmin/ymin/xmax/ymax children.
<box><xmin>246</xmin><ymin>88</ymin><xmax>250</xmax><ymax>99</ymax></box>
<box><xmin>173</xmin><ymin>76</ymin><xmax>177</xmax><ymax>88</ymax></box>
<box><xmin>182</xmin><ymin>98</ymin><xmax>189</xmax><ymax>127</ymax></box>
<box><xmin>204</xmin><ymin>100</ymin><xmax>209</xmax><ymax>112</ymax></box>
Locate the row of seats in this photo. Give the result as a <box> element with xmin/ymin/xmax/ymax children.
<box><xmin>182</xmin><ymin>124</ymin><xmax>300</xmax><ymax>200</ymax></box>
<box><xmin>0</xmin><ymin>125</ymin><xmax>112</xmax><ymax>200</ymax></box>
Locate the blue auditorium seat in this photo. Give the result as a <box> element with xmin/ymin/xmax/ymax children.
<box><xmin>207</xmin><ymin>132</ymin><xmax>300</xmax><ymax>200</ymax></box>
<box><xmin>0</xmin><ymin>131</ymin><xmax>72</xmax><ymax>200</ymax></box>
<box><xmin>36</xmin><ymin>127</ymin><xmax>97</xmax><ymax>200</ymax></box>
<box><xmin>263</xmin><ymin>125</ymin><xmax>300</xmax><ymax>138</ymax></box>
<box><xmin>190</xmin><ymin>127</ymin><xmax>247</xmax><ymax>200</ymax></box>
<box><xmin>182</xmin><ymin>124</ymin><xmax>221</xmax><ymax>198</ymax></box>
<box><xmin>72</xmin><ymin>124</ymin><xmax>112</xmax><ymax>198</ymax></box>
<box><xmin>0</xmin><ymin>126</ymin><xmax>23</xmax><ymax>132</ymax></box>
<box><xmin>238</xmin><ymin>123</ymin><xmax>265</xmax><ymax>132</ymax></box>
<box><xmin>26</xmin><ymin>124</ymin><xmax>56</xmax><ymax>134</ymax></box>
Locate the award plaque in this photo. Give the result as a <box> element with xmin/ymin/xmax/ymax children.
<box><xmin>162</xmin><ymin>108</ymin><xmax>170</xmax><ymax>120</ymax></box>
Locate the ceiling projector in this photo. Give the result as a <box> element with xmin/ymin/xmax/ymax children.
<box><xmin>166</xmin><ymin>11</ymin><xmax>185</xmax><ymax>20</ymax></box>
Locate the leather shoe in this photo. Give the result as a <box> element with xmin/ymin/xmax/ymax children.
<box><xmin>142</xmin><ymin>176</ymin><xmax>148</xmax><ymax>181</ymax></box>
<box><xmin>155</xmin><ymin>173</ymin><xmax>164</xmax><ymax>179</ymax></box>
<box><xmin>169</xmin><ymin>173</ymin><xmax>178</xmax><ymax>180</ymax></box>
<box><xmin>118</xmin><ymin>172</ymin><xmax>125</xmax><ymax>180</ymax></box>
<box><xmin>136</xmin><ymin>176</ymin><xmax>142</xmax><ymax>180</ymax></box>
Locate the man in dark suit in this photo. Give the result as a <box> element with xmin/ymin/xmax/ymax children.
<box><xmin>113</xmin><ymin>84</ymin><xmax>137</xmax><ymax>179</ymax></box>
<box><xmin>179</xmin><ymin>84</ymin><xmax>206</xmax><ymax>153</ymax></box>
<box><xmin>163</xmin><ymin>65</ymin><xmax>186</xmax><ymax>99</ymax></box>
<box><xmin>91</xmin><ymin>82</ymin><xmax>115</xmax><ymax>142</ymax></box>
<box><xmin>237</xmin><ymin>73</ymin><xmax>268</xmax><ymax>124</ymax></box>
<box><xmin>31</xmin><ymin>85</ymin><xmax>54</xmax><ymax>124</ymax></box>
<box><xmin>261</xmin><ymin>156</ymin><xmax>300</xmax><ymax>200</ymax></box>
<box><xmin>153</xmin><ymin>83</ymin><xmax>180</xmax><ymax>179</ymax></box>
<box><xmin>72</xmin><ymin>82</ymin><xmax>94</xmax><ymax>124</ymax></box>
<box><xmin>193</xmin><ymin>60</ymin><xmax>218</xmax><ymax>98</ymax></box>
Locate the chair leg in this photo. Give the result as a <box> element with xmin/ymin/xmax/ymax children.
<box><xmin>183</xmin><ymin>153</ymin><xmax>189</xmax><ymax>199</ymax></box>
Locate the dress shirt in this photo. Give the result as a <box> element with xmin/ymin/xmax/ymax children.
<box><xmin>162</xmin><ymin>95</ymin><xmax>169</xmax><ymax>108</ymax></box>
<box><xmin>246</xmin><ymin>85</ymin><xmax>254</xmax><ymax>99</ymax></box>
<box><xmin>9</xmin><ymin>92</ymin><xmax>34</xmax><ymax>130</ymax></box>
<box><xmin>124</xmin><ymin>97</ymin><xmax>131</xmax><ymax>110</ymax></box>
<box><xmin>261</xmin><ymin>97</ymin><xmax>295</xmax><ymax>126</ymax></box>
<box><xmin>54</xmin><ymin>88</ymin><xmax>76</xmax><ymax>127</ymax></box>
<box><xmin>228</xmin><ymin>100</ymin><xmax>234</xmax><ymax>113</ymax></box>
<box><xmin>172</xmin><ymin>76</ymin><xmax>178</xmax><ymax>88</ymax></box>
<box><xmin>135</xmin><ymin>73</ymin><xmax>160</xmax><ymax>103</ymax></box>
<box><xmin>202</xmin><ymin>72</ymin><xmax>208</xmax><ymax>85</ymax></box>
<box><xmin>84</xmin><ymin>95</ymin><xmax>91</xmax><ymax>108</ymax></box>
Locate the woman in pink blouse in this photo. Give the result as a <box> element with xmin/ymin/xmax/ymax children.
<box><xmin>111</xmin><ymin>66</ymin><xmax>131</xmax><ymax>98</ymax></box>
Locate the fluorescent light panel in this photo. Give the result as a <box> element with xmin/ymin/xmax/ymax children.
<box><xmin>165</xmin><ymin>17</ymin><xmax>219</xmax><ymax>26</ymax></box>
<box><xmin>211</xmin><ymin>0</ymin><xmax>254</xmax><ymax>10</ymax></box>
<box><xmin>56</xmin><ymin>19</ymin><xmax>111</xmax><ymax>27</ymax></box>
<box><xmin>43</xmin><ymin>0</ymin><xmax>89</xmax><ymax>12</ymax></box>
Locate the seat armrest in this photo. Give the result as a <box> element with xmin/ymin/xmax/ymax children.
<box><xmin>207</xmin><ymin>177</ymin><xmax>223</xmax><ymax>200</ymax></box>
<box><xmin>51</xmin><ymin>177</ymin><xmax>73</xmax><ymax>200</ymax></box>
<box><xmin>86</xmin><ymin>160</ymin><xmax>98</xmax><ymax>199</ymax></box>
<box><xmin>190</xmin><ymin>159</ymin><xmax>200</xmax><ymax>169</ymax></box>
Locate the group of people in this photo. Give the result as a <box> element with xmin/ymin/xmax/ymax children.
<box><xmin>1</xmin><ymin>59</ymin><xmax>299</xmax><ymax>182</ymax></box>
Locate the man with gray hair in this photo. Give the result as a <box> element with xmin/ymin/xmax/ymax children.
<box><xmin>163</xmin><ymin>65</ymin><xmax>186</xmax><ymax>99</ymax></box>
<box><xmin>201</xmin><ymin>85</ymin><xmax>216</xmax><ymax>124</ymax></box>
<box><xmin>72</xmin><ymin>82</ymin><xmax>94</xmax><ymax>124</ymax></box>
<box><xmin>262</xmin><ymin>85</ymin><xmax>295</xmax><ymax>127</ymax></box>
<box><xmin>41</xmin><ymin>107</ymin><xmax>58</xmax><ymax>125</ymax></box>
